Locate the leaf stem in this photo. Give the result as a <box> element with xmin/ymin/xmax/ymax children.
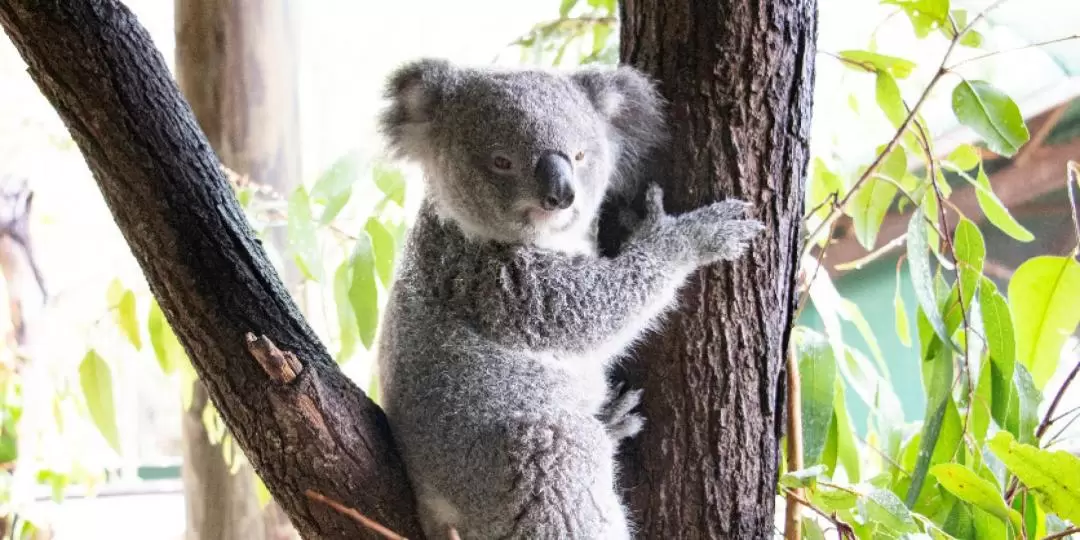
<box><xmin>947</xmin><ymin>35</ymin><xmax>1080</xmax><ymax>71</ymax></box>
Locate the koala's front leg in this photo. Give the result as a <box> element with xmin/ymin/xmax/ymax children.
<box><xmin>597</xmin><ymin>382</ymin><xmax>644</xmax><ymax>443</ymax></box>
<box><xmin>471</xmin><ymin>184</ymin><xmax>763</xmax><ymax>354</ymax></box>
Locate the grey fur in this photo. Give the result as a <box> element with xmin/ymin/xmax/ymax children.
<box><xmin>376</xmin><ymin>58</ymin><xmax>762</xmax><ymax>539</ymax></box>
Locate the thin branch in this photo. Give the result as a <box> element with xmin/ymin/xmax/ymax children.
<box><xmin>801</xmin><ymin>15</ymin><xmax>966</xmax><ymax>261</ymax></box>
<box><xmin>947</xmin><ymin>35</ymin><xmax>1080</xmax><ymax>70</ymax></box>
<box><xmin>305</xmin><ymin>490</ymin><xmax>409</xmax><ymax>540</ymax></box>
<box><xmin>1067</xmin><ymin>161</ymin><xmax>1080</xmax><ymax>256</ymax></box>
<box><xmin>1007</xmin><ymin>352</ymin><xmax>1080</xmax><ymax>502</ymax></box>
<box><xmin>1042</xmin><ymin>526</ymin><xmax>1080</xmax><ymax>540</ymax></box>
<box><xmin>783</xmin><ymin>489</ymin><xmax>857</xmax><ymax>540</ymax></box>
<box><xmin>784</xmin><ymin>346</ymin><xmax>804</xmax><ymax>540</ymax></box>
<box><xmin>834</xmin><ymin>233</ymin><xmax>907</xmax><ymax>271</ymax></box>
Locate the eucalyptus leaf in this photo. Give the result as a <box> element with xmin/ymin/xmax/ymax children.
<box><xmin>951</xmin><ymin>80</ymin><xmax>1030</xmax><ymax>157</ymax></box>
<box><xmin>907</xmin><ymin>207</ymin><xmax>951</xmax><ymax>347</ymax></box>
<box><xmin>946</xmin><ymin>143</ymin><xmax>980</xmax><ymax>171</ymax></box>
<box><xmin>862</xmin><ymin>488</ymin><xmax>919</xmax><ymax>534</ymax></box>
<box><xmin>839</xmin><ymin>50</ymin><xmax>917</xmax><ymax>78</ymax></box>
<box><xmin>373</xmin><ymin>164</ymin><xmax>407</xmax><ymax>207</ymax></box>
<box><xmin>952</xmin><ymin>219</ymin><xmax>985</xmax><ymax>315</ymax></box>
<box><xmin>365</xmin><ymin>218</ymin><xmax>397</xmax><ymax>287</ymax></box>
<box><xmin>989</xmin><ymin>431</ymin><xmax>1080</xmax><ymax>523</ymax></box>
<box><xmin>147</xmin><ymin>299</ymin><xmax>186</xmax><ymax>375</ymax></box>
<box><xmin>1009</xmin><ymin>255</ymin><xmax>1080</xmax><ymax>388</ymax></box>
<box><xmin>349</xmin><ymin>235</ymin><xmax>380</xmax><ymax>350</ymax></box>
<box><xmin>287</xmin><ymin>186</ymin><xmax>321</xmax><ymax>281</ymax></box>
<box><xmin>116</xmin><ymin>289</ymin><xmax>141</xmax><ymax>350</ymax></box>
<box><xmin>79</xmin><ymin>350</ymin><xmax>121</xmax><ymax>454</ymax></box>
<box><xmin>930</xmin><ymin>463</ymin><xmax>1022</xmax><ymax>530</ymax></box>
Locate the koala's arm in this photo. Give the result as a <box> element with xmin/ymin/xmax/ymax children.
<box><xmin>468</xmin><ymin>186</ymin><xmax>763</xmax><ymax>354</ymax></box>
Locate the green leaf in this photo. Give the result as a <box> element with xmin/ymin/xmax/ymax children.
<box><xmin>907</xmin><ymin>207</ymin><xmax>952</xmax><ymax>347</ymax></box>
<box><xmin>894</xmin><ymin>267</ymin><xmax>912</xmax><ymax>347</ymax></box>
<box><xmin>876</xmin><ymin>71</ymin><xmax>908</xmax><ymax>129</ymax></box>
<box><xmin>348</xmin><ymin>235</ymin><xmax>379</xmax><ymax>350</ymax></box>
<box><xmin>793</xmin><ymin>329</ymin><xmax>836</xmax><ymax>464</ymax></box>
<box><xmin>931</xmin><ymin>464</ymin><xmax>1022</xmax><ymax>530</ymax></box>
<box><xmin>951</xmin><ymin>80</ymin><xmax>1030</xmax><ymax>157</ymax></box>
<box><xmin>953</xmin><ymin>219</ymin><xmax>985</xmax><ymax>315</ymax></box>
<box><xmin>832</xmin><ymin>380</ymin><xmax>861</xmax><ymax>482</ymax></box>
<box><xmin>558</xmin><ymin>0</ymin><xmax>578</xmax><ymax>17</ymax></box>
<box><xmin>106</xmin><ymin>278</ymin><xmax>124</xmax><ymax>307</ymax></box>
<box><xmin>861</xmin><ymin>488</ymin><xmax>919</xmax><ymax>534</ymax></box>
<box><xmin>319</xmin><ymin>189</ymin><xmax>352</xmax><ymax>226</ymax></box>
<box><xmin>779</xmin><ymin>465</ymin><xmax>827</xmax><ymax>489</ymax></box>
<box><xmin>147</xmin><ymin>300</ymin><xmax>185</xmax><ymax>375</ymax></box>
<box><xmin>1009</xmin><ymin>255</ymin><xmax>1080</xmax><ymax>388</ymax></box>
<box><xmin>807</xmin><ymin>158</ymin><xmax>843</xmax><ymax>222</ymax></box>
<box><xmin>951</xmin><ymin>164</ymin><xmax>1034</xmax><ymax>242</ymax></box>
<box><xmin>253</xmin><ymin>475</ymin><xmax>272</xmax><ymax>509</ymax></box>
<box><xmin>373</xmin><ymin>164</ymin><xmax>406</xmax><ymax>207</ymax></box>
<box><xmin>839</xmin><ymin>50</ymin><xmax>917</xmax><ymax>78</ymax></box>
<box><xmin>1011</xmin><ymin>364</ymin><xmax>1042</xmax><ymax>444</ymax></box>
<box><xmin>989</xmin><ymin>431</ymin><xmax>1080</xmax><ymax>523</ymax></box>
<box><xmin>116</xmin><ymin>289</ymin><xmax>141</xmax><ymax>350</ymax></box>
<box><xmin>287</xmin><ymin>186</ymin><xmax>321</xmax><ymax>281</ymax></box>
<box><xmin>849</xmin><ymin>147</ymin><xmax>904</xmax><ymax>250</ymax></box>
<box><xmin>365</xmin><ymin>218</ymin><xmax>397</xmax><ymax>287</ymax></box>
<box><xmin>972</xmin><ymin>358</ymin><xmax>992</xmax><ymax>443</ymax></box>
<box><xmin>907</xmin><ymin>341</ymin><xmax>957</xmax><ymax>507</ymax></box>
<box><xmin>812</xmin><ymin>485</ymin><xmax>858</xmax><ymax>512</ymax></box>
<box><xmin>980</xmin><ymin>277</ymin><xmax>1016</xmax><ymax>380</ymax></box>
<box><xmin>311</xmin><ymin>152</ymin><xmax>360</xmax><ymax>203</ymax></box>
<box><xmin>884</xmin><ymin>0</ymin><xmax>950</xmax><ymax>37</ymax></box>
<box><xmin>947</xmin><ymin>144</ymin><xmax>981</xmax><ymax>171</ymax></box>
<box><xmin>79</xmin><ymin>350</ymin><xmax>121</xmax><ymax>454</ymax></box>
<box><xmin>333</xmin><ymin>262</ymin><xmax>358</xmax><ymax>364</ymax></box>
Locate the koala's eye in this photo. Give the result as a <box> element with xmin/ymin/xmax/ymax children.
<box><xmin>574</xmin><ymin>151</ymin><xmax>586</xmax><ymax>162</ymax></box>
<box><xmin>491</xmin><ymin>155</ymin><xmax>514</xmax><ymax>171</ymax></box>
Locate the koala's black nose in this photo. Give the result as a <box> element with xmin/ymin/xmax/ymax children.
<box><xmin>535</xmin><ymin>151</ymin><xmax>575</xmax><ymax>211</ymax></box>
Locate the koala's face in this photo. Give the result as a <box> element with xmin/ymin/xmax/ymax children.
<box><xmin>380</xmin><ymin>59</ymin><xmax>664</xmax><ymax>250</ymax></box>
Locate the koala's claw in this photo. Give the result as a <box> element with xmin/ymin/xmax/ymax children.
<box><xmin>599</xmin><ymin>383</ymin><xmax>645</xmax><ymax>442</ymax></box>
<box><xmin>643</xmin><ymin>183</ymin><xmax>666</xmax><ymax>221</ymax></box>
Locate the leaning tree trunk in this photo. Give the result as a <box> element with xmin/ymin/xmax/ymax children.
<box><xmin>174</xmin><ymin>1</ymin><xmax>300</xmax><ymax>538</ymax></box>
<box><xmin>613</xmin><ymin>0</ymin><xmax>816</xmax><ymax>537</ymax></box>
<box><xmin>0</xmin><ymin>2</ymin><xmax>423</xmax><ymax>538</ymax></box>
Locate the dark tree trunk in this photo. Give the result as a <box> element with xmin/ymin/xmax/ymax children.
<box><xmin>613</xmin><ymin>1</ymin><xmax>816</xmax><ymax>537</ymax></box>
<box><xmin>0</xmin><ymin>2</ymin><xmax>422</xmax><ymax>538</ymax></box>
<box><xmin>174</xmin><ymin>1</ymin><xmax>301</xmax><ymax>538</ymax></box>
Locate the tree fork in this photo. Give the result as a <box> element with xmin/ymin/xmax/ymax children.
<box><xmin>614</xmin><ymin>0</ymin><xmax>816</xmax><ymax>537</ymax></box>
<box><xmin>0</xmin><ymin>2</ymin><xmax>422</xmax><ymax>538</ymax></box>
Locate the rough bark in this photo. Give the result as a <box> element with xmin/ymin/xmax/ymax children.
<box><xmin>174</xmin><ymin>1</ymin><xmax>300</xmax><ymax>538</ymax></box>
<box><xmin>613</xmin><ymin>1</ymin><xmax>816</xmax><ymax>537</ymax></box>
<box><xmin>0</xmin><ymin>2</ymin><xmax>422</xmax><ymax>538</ymax></box>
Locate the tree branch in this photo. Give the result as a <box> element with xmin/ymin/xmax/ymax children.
<box><xmin>0</xmin><ymin>2</ymin><xmax>422</xmax><ymax>538</ymax></box>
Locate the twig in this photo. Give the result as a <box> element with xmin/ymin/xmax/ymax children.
<box><xmin>784</xmin><ymin>489</ymin><xmax>856</xmax><ymax>540</ymax></box>
<box><xmin>1067</xmin><ymin>161</ymin><xmax>1079</xmax><ymax>255</ymax></box>
<box><xmin>305</xmin><ymin>490</ymin><xmax>409</xmax><ymax>540</ymax></box>
<box><xmin>948</xmin><ymin>35</ymin><xmax>1080</xmax><ymax>70</ymax></box>
<box><xmin>1036</xmin><ymin>356</ymin><xmax>1080</xmax><ymax>441</ymax></box>
<box><xmin>784</xmin><ymin>347</ymin><xmax>804</xmax><ymax>540</ymax></box>
<box><xmin>1007</xmin><ymin>354</ymin><xmax>1080</xmax><ymax>502</ymax></box>
<box><xmin>801</xmin><ymin>12</ymin><xmax>966</xmax><ymax>261</ymax></box>
<box><xmin>834</xmin><ymin>233</ymin><xmax>908</xmax><ymax>271</ymax></box>
<box><xmin>1042</xmin><ymin>526</ymin><xmax>1080</xmax><ymax>540</ymax></box>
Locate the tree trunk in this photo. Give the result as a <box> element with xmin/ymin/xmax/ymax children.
<box><xmin>613</xmin><ymin>1</ymin><xmax>816</xmax><ymax>537</ymax></box>
<box><xmin>174</xmin><ymin>1</ymin><xmax>301</xmax><ymax>538</ymax></box>
<box><xmin>0</xmin><ymin>2</ymin><xmax>422</xmax><ymax>538</ymax></box>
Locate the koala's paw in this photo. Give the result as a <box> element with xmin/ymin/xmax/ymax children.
<box><xmin>598</xmin><ymin>383</ymin><xmax>645</xmax><ymax>442</ymax></box>
<box><xmin>682</xmin><ymin>199</ymin><xmax>765</xmax><ymax>264</ymax></box>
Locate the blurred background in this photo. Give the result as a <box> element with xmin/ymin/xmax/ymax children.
<box><xmin>0</xmin><ymin>0</ymin><xmax>1077</xmax><ymax>538</ymax></box>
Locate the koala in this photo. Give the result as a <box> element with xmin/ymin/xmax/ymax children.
<box><xmin>375</xmin><ymin>58</ymin><xmax>763</xmax><ymax>540</ymax></box>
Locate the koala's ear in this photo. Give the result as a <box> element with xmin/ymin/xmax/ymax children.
<box><xmin>379</xmin><ymin>58</ymin><xmax>456</xmax><ymax>161</ymax></box>
<box><xmin>572</xmin><ymin>65</ymin><xmax>667</xmax><ymax>189</ymax></box>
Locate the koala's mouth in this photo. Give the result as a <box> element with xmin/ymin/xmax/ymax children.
<box><xmin>524</xmin><ymin>206</ymin><xmax>578</xmax><ymax>232</ymax></box>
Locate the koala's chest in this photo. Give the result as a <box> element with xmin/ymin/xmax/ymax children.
<box><xmin>531</xmin><ymin>352</ymin><xmax>609</xmax><ymax>414</ymax></box>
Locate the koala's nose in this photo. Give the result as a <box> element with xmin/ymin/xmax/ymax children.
<box><xmin>535</xmin><ymin>151</ymin><xmax>575</xmax><ymax>211</ymax></box>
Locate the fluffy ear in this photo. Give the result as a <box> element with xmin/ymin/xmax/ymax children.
<box><xmin>572</xmin><ymin>66</ymin><xmax>667</xmax><ymax>189</ymax></box>
<box><xmin>378</xmin><ymin>58</ymin><xmax>456</xmax><ymax>161</ymax></box>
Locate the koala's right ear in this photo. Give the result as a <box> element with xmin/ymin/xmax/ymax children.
<box><xmin>378</xmin><ymin>58</ymin><xmax>456</xmax><ymax>161</ymax></box>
